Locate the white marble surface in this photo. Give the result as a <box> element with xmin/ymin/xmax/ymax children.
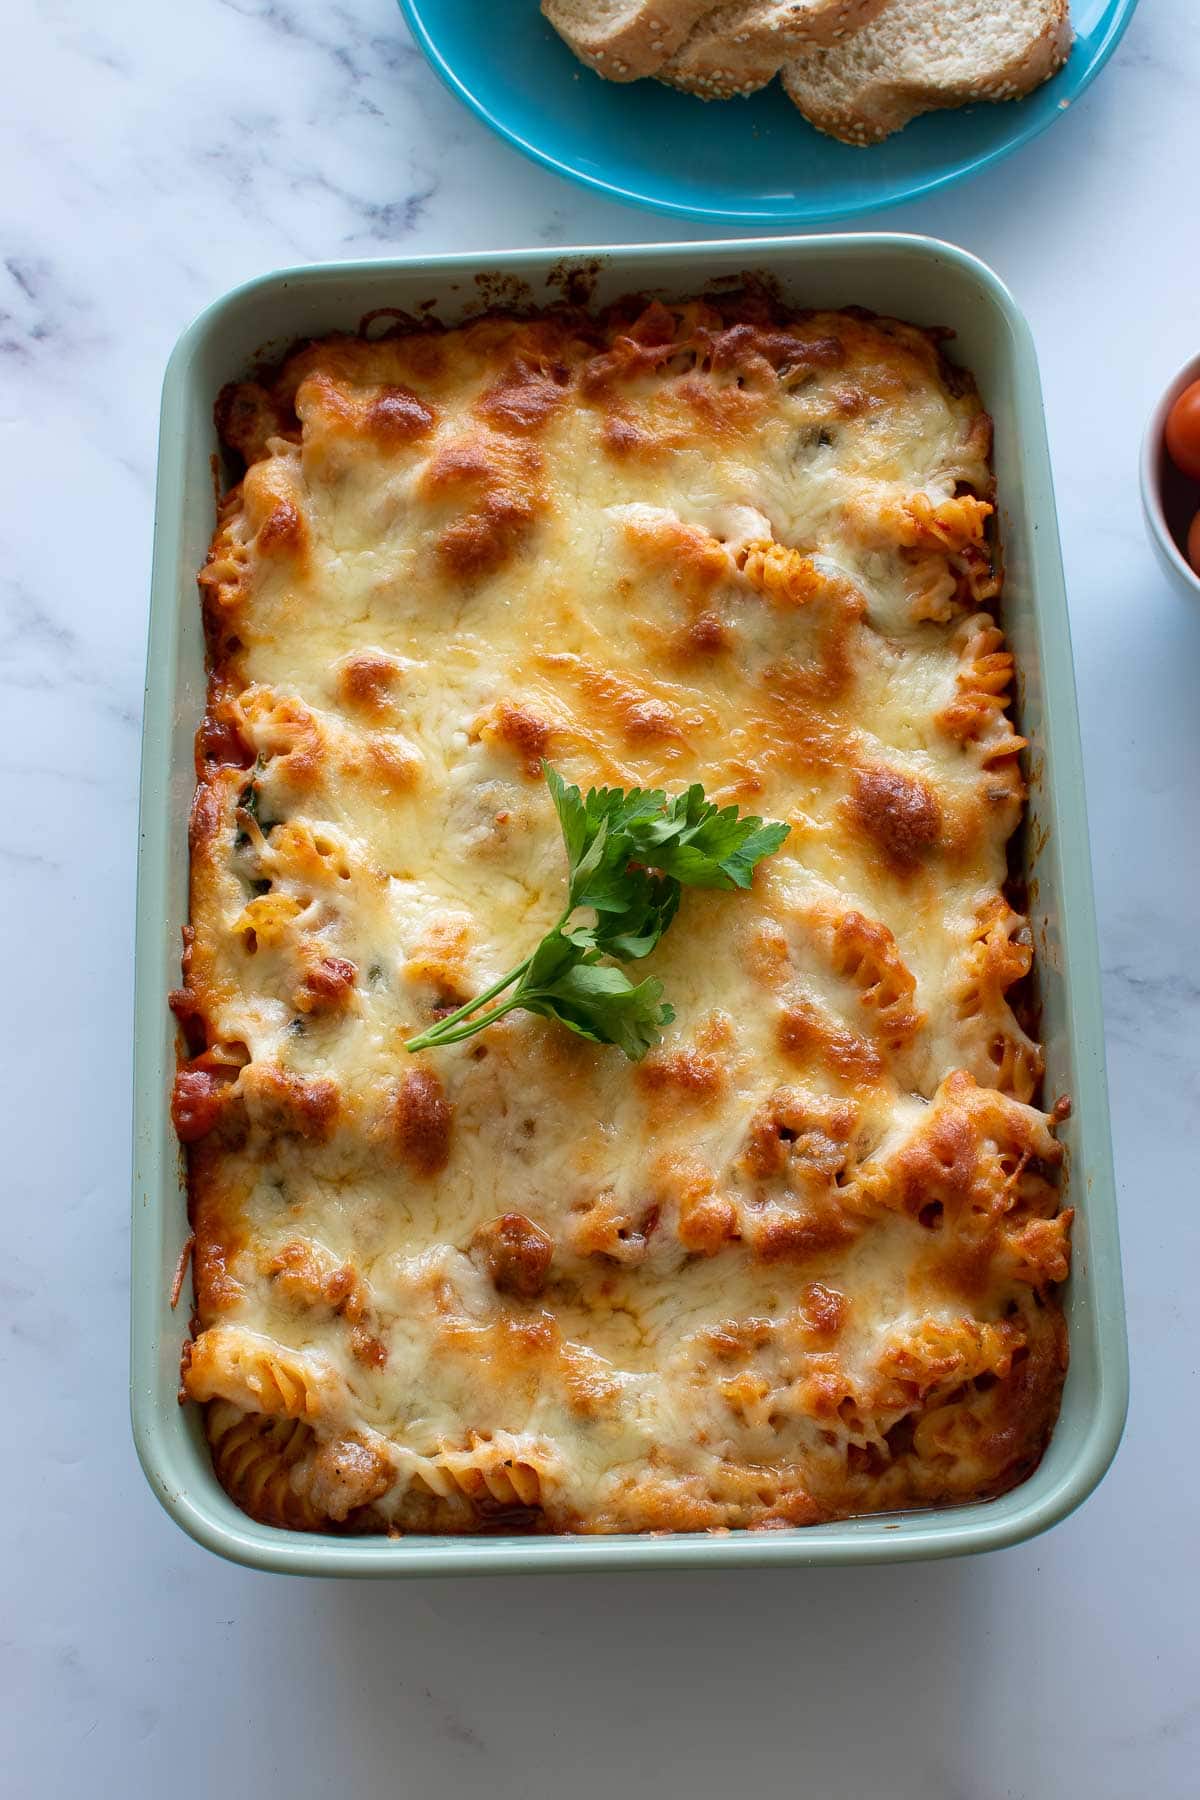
<box><xmin>2</xmin><ymin>0</ymin><xmax>1198</xmax><ymax>1792</ymax></box>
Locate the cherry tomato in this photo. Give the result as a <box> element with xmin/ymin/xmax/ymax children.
<box><xmin>1165</xmin><ymin>380</ymin><xmax>1200</xmax><ymax>482</ymax></box>
<box><xmin>1187</xmin><ymin>509</ymin><xmax>1200</xmax><ymax>578</ymax></box>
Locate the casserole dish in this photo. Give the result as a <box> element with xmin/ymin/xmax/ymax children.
<box><xmin>133</xmin><ymin>234</ymin><xmax>1127</xmax><ymax>1575</ymax></box>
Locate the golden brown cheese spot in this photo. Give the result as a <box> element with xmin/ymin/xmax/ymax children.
<box><xmin>256</xmin><ymin>499</ymin><xmax>307</xmax><ymax>559</ymax></box>
<box><xmin>482</xmin><ymin>700</ymin><xmax>553</xmax><ymax>776</ymax></box>
<box><xmin>420</xmin><ymin>438</ymin><xmax>490</xmax><ymax>494</ymax></box>
<box><xmin>624</xmin><ymin>699</ymin><xmax>680</xmax><ymax>742</ymax></box>
<box><xmin>419</xmin><ymin>433</ymin><xmax>544</xmax><ymax>581</ymax></box>
<box><xmin>403</xmin><ymin>918</ymin><xmax>473</xmax><ymax>1006</ymax></box>
<box><xmin>754</xmin><ymin>1204</ymin><xmax>860</xmax><ymax>1266</ymax></box>
<box><xmin>636</xmin><ymin>1047</ymin><xmax>726</xmax><ymax>1109</ymax></box>
<box><xmin>656</xmin><ymin>1153</ymin><xmax>738</xmax><ymax>1256</ymax></box>
<box><xmin>793</xmin><ymin>1352</ymin><xmax>858</xmax><ymax>1423</ymax></box>
<box><xmin>895</xmin><ymin>1106</ymin><xmax>977</xmax><ymax>1219</ymax></box>
<box><xmin>713</xmin><ymin>323</ymin><xmax>845</xmax><ymax>378</ymax></box>
<box><xmin>599</xmin><ymin>412</ymin><xmax>663</xmax><ymax>461</ymax></box>
<box><xmin>439</xmin><ymin>490</ymin><xmax>537</xmax><ymax>580</ymax></box>
<box><xmin>676</xmin><ymin>1193</ymin><xmax>738</xmax><ymax>1256</ymax></box>
<box><xmin>234</xmin><ymin>892</ymin><xmax>301</xmax><ymax>956</ymax></box>
<box><xmin>242</xmin><ymin>1065</ymin><xmax>340</xmax><ymax>1142</ymax></box>
<box><xmin>294</xmin><ymin>370</ymin><xmax>436</xmax><ymax>453</ymax></box>
<box><xmin>262</xmin><ymin>821</ymin><xmax>338</xmax><ymax>885</ymax></box>
<box><xmin>473</xmin><ymin>1213</ymin><xmax>555</xmax><ymax>1300</ymax></box>
<box><xmin>677</xmin><ymin>372</ymin><xmax>763</xmax><ymax>439</ymax></box>
<box><xmin>393</xmin><ymin>1067</ymin><xmax>451</xmax><ymax>1176</ymax></box>
<box><xmin>677</xmin><ymin>611</ymin><xmax>732</xmax><ymax>660</ymax></box>
<box><xmin>396</xmin><ymin>332</ymin><xmax>447</xmax><ymax>382</ymax></box>
<box><xmin>776</xmin><ymin>998</ymin><xmax>884</xmax><ymax>1086</ymax></box>
<box><xmin>848</xmin><ymin>764</ymin><xmax>942</xmax><ymax>872</ymax></box>
<box><xmin>476</xmin><ymin>360</ymin><xmax>568</xmax><ymax>434</ymax></box>
<box><xmin>293</xmin><ymin>368</ymin><xmax>353</xmax><ymax>431</ymax></box>
<box><xmin>704</xmin><ymin>1315</ymin><xmax>772</xmax><ymax>1361</ymax></box>
<box><xmin>621</xmin><ymin>510</ymin><xmax>732</xmax><ymax>597</ymax></box>
<box><xmin>365</xmin><ymin>738</ymin><xmax>421</xmax><ymax>792</ymax></box>
<box><xmin>742</xmin><ymin>918</ymin><xmax>791</xmax><ymax>991</ymax></box>
<box><xmin>536</xmin><ymin>653</ymin><xmax>706</xmax><ymax>763</ymax></box>
<box><xmin>337</xmin><ymin>651</ymin><xmax>401</xmax><ymax>716</ymax></box>
<box><xmin>366</xmin><ymin>384</ymin><xmax>436</xmax><ymax>443</ymax></box>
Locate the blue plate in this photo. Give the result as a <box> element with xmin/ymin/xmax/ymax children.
<box><xmin>397</xmin><ymin>0</ymin><xmax>1140</xmax><ymax>226</ymax></box>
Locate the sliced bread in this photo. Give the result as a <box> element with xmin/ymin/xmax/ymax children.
<box><xmin>660</xmin><ymin>0</ymin><xmax>889</xmax><ymax>100</ymax></box>
<box><xmin>781</xmin><ymin>0</ymin><xmax>1072</xmax><ymax>143</ymax></box>
<box><xmin>541</xmin><ymin>0</ymin><xmax>719</xmax><ymax>81</ymax></box>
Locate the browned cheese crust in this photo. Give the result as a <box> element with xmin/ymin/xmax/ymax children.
<box><xmin>172</xmin><ymin>290</ymin><xmax>1070</xmax><ymax>1536</ymax></box>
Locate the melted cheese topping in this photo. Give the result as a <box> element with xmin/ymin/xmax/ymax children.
<box><xmin>176</xmin><ymin>296</ymin><xmax>1070</xmax><ymax>1536</ymax></box>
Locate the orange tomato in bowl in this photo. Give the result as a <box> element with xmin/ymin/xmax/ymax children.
<box><xmin>1187</xmin><ymin>509</ymin><xmax>1200</xmax><ymax>578</ymax></box>
<box><xmin>1165</xmin><ymin>381</ymin><xmax>1200</xmax><ymax>482</ymax></box>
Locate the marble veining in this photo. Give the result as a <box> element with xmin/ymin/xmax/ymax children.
<box><xmin>1</xmin><ymin>0</ymin><xmax>1198</xmax><ymax>1795</ymax></box>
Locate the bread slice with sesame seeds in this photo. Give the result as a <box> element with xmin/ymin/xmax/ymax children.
<box><xmin>541</xmin><ymin>0</ymin><xmax>719</xmax><ymax>81</ymax></box>
<box><xmin>781</xmin><ymin>0</ymin><xmax>1072</xmax><ymax>143</ymax></box>
<box><xmin>659</xmin><ymin>0</ymin><xmax>889</xmax><ymax>100</ymax></box>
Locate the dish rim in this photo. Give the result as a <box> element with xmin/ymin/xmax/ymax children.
<box><xmin>395</xmin><ymin>0</ymin><xmax>1142</xmax><ymax>227</ymax></box>
<box><xmin>132</xmin><ymin>233</ymin><xmax>1128</xmax><ymax>1576</ymax></box>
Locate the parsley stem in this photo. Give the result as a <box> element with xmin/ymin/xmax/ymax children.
<box><xmin>405</xmin><ymin>964</ymin><xmax>529</xmax><ymax>1051</ymax></box>
<box><xmin>406</xmin><ymin>996</ymin><xmax>525</xmax><ymax>1048</ymax></box>
<box><xmin>404</xmin><ymin>908</ymin><xmax>572</xmax><ymax>1052</ymax></box>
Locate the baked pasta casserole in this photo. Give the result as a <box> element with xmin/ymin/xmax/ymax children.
<box><xmin>171</xmin><ymin>289</ymin><xmax>1072</xmax><ymax>1535</ymax></box>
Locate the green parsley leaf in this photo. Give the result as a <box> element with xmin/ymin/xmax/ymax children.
<box><xmin>405</xmin><ymin>764</ymin><xmax>788</xmax><ymax>1061</ymax></box>
<box><xmin>546</xmin><ymin>765</ymin><xmax>666</xmax><ymax>875</ymax></box>
<box><xmin>623</xmin><ymin>784</ymin><xmax>791</xmax><ymax>890</ymax></box>
<box><xmin>517</xmin><ymin>945</ymin><xmax>674</xmax><ymax>1060</ymax></box>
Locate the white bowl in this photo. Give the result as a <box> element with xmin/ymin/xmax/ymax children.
<box><xmin>1141</xmin><ymin>352</ymin><xmax>1200</xmax><ymax>599</ymax></box>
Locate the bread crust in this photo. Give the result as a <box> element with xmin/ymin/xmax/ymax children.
<box><xmin>660</xmin><ymin>0</ymin><xmax>889</xmax><ymax>100</ymax></box>
<box><xmin>782</xmin><ymin>0</ymin><xmax>1072</xmax><ymax>144</ymax></box>
<box><xmin>542</xmin><ymin>0</ymin><xmax>718</xmax><ymax>80</ymax></box>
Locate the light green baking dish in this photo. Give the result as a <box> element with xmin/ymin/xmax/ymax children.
<box><xmin>133</xmin><ymin>235</ymin><xmax>1127</xmax><ymax>1576</ymax></box>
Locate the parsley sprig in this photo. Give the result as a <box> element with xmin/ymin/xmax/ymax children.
<box><xmin>405</xmin><ymin>765</ymin><xmax>789</xmax><ymax>1061</ymax></box>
